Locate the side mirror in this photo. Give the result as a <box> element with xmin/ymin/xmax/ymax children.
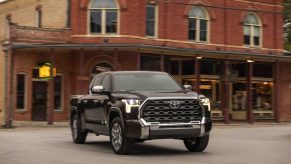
<box><xmin>183</xmin><ymin>85</ymin><xmax>192</xmax><ymax>91</ymax></box>
<box><xmin>91</xmin><ymin>86</ymin><xmax>104</xmax><ymax>94</ymax></box>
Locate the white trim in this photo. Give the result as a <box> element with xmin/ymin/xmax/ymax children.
<box><xmin>188</xmin><ymin>6</ymin><xmax>210</xmax><ymax>43</ymax></box>
<box><xmin>243</xmin><ymin>12</ymin><xmax>263</xmax><ymax>48</ymax></box>
<box><xmin>145</xmin><ymin>4</ymin><xmax>158</xmax><ymax>38</ymax></box>
<box><xmin>88</xmin><ymin>0</ymin><xmax>120</xmax><ymax>35</ymax></box>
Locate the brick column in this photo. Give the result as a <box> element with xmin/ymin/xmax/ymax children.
<box><xmin>77</xmin><ymin>48</ymin><xmax>84</xmax><ymax>94</ymax></box>
<box><xmin>247</xmin><ymin>61</ymin><xmax>254</xmax><ymax>124</ymax></box>
<box><xmin>47</xmin><ymin>48</ymin><xmax>55</xmax><ymax>125</ymax></box>
<box><xmin>4</xmin><ymin>45</ymin><xmax>13</xmax><ymax>128</ymax></box>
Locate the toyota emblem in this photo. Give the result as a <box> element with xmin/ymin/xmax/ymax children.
<box><xmin>169</xmin><ymin>101</ymin><xmax>181</xmax><ymax>109</ymax></box>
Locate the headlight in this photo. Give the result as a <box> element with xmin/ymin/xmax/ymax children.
<box><xmin>198</xmin><ymin>95</ymin><xmax>211</xmax><ymax>111</ymax></box>
<box><xmin>200</xmin><ymin>98</ymin><xmax>210</xmax><ymax>104</ymax></box>
<box><xmin>122</xmin><ymin>99</ymin><xmax>142</xmax><ymax>113</ymax></box>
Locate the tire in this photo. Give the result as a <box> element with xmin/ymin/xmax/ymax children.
<box><xmin>110</xmin><ymin>117</ymin><xmax>134</xmax><ymax>154</ymax></box>
<box><xmin>71</xmin><ymin>114</ymin><xmax>88</xmax><ymax>144</ymax></box>
<box><xmin>183</xmin><ymin>135</ymin><xmax>209</xmax><ymax>152</ymax></box>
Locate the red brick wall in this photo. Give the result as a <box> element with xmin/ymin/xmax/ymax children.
<box><xmin>13</xmin><ymin>51</ymin><xmax>73</xmax><ymax>121</ymax></box>
<box><xmin>70</xmin><ymin>0</ymin><xmax>283</xmax><ymax>54</ymax></box>
<box><xmin>277</xmin><ymin>62</ymin><xmax>291</xmax><ymax>121</ymax></box>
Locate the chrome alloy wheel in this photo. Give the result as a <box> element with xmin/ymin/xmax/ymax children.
<box><xmin>72</xmin><ymin>119</ymin><xmax>78</xmax><ymax>140</ymax></box>
<box><xmin>111</xmin><ymin>123</ymin><xmax>123</xmax><ymax>150</ymax></box>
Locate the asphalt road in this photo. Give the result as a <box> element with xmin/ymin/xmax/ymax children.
<box><xmin>0</xmin><ymin>124</ymin><xmax>291</xmax><ymax>164</ymax></box>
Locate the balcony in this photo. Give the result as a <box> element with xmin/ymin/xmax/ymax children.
<box><xmin>9</xmin><ymin>24</ymin><xmax>71</xmax><ymax>44</ymax></box>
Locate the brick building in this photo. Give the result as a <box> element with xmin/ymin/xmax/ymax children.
<box><xmin>1</xmin><ymin>0</ymin><xmax>291</xmax><ymax>126</ymax></box>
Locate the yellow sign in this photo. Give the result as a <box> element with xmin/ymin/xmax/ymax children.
<box><xmin>39</xmin><ymin>65</ymin><xmax>51</xmax><ymax>78</ymax></box>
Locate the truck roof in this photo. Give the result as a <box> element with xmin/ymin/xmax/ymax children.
<box><xmin>103</xmin><ymin>71</ymin><xmax>168</xmax><ymax>75</ymax></box>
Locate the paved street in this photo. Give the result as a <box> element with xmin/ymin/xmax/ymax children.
<box><xmin>0</xmin><ymin>124</ymin><xmax>291</xmax><ymax>164</ymax></box>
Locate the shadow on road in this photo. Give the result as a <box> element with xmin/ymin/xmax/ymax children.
<box><xmin>84</xmin><ymin>141</ymin><xmax>211</xmax><ymax>156</ymax></box>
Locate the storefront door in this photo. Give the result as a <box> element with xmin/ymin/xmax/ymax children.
<box><xmin>32</xmin><ymin>81</ymin><xmax>47</xmax><ymax>121</ymax></box>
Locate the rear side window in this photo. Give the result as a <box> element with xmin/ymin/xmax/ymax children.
<box><xmin>90</xmin><ymin>75</ymin><xmax>104</xmax><ymax>89</ymax></box>
<box><xmin>102</xmin><ymin>75</ymin><xmax>111</xmax><ymax>91</ymax></box>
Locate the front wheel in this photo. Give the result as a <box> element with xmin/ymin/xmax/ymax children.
<box><xmin>110</xmin><ymin>117</ymin><xmax>134</xmax><ymax>154</ymax></box>
<box><xmin>71</xmin><ymin>114</ymin><xmax>88</xmax><ymax>144</ymax></box>
<box><xmin>183</xmin><ymin>135</ymin><xmax>209</xmax><ymax>152</ymax></box>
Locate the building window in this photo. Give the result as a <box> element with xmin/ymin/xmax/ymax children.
<box><xmin>146</xmin><ymin>4</ymin><xmax>157</xmax><ymax>37</ymax></box>
<box><xmin>141</xmin><ymin>55</ymin><xmax>161</xmax><ymax>71</ymax></box>
<box><xmin>243</xmin><ymin>13</ymin><xmax>261</xmax><ymax>47</ymax></box>
<box><xmin>16</xmin><ymin>74</ymin><xmax>26</xmax><ymax>110</ymax></box>
<box><xmin>35</xmin><ymin>7</ymin><xmax>42</xmax><ymax>27</ymax></box>
<box><xmin>188</xmin><ymin>6</ymin><xmax>209</xmax><ymax>42</ymax></box>
<box><xmin>54</xmin><ymin>75</ymin><xmax>63</xmax><ymax>111</ymax></box>
<box><xmin>5</xmin><ymin>15</ymin><xmax>12</xmax><ymax>39</ymax></box>
<box><xmin>89</xmin><ymin>0</ymin><xmax>118</xmax><ymax>34</ymax></box>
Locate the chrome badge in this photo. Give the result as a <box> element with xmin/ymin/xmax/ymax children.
<box><xmin>169</xmin><ymin>100</ymin><xmax>181</xmax><ymax>109</ymax></box>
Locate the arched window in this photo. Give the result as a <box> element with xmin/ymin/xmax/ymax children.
<box><xmin>243</xmin><ymin>13</ymin><xmax>261</xmax><ymax>47</ymax></box>
<box><xmin>92</xmin><ymin>62</ymin><xmax>113</xmax><ymax>76</ymax></box>
<box><xmin>89</xmin><ymin>0</ymin><xmax>119</xmax><ymax>34</ymax></box>
<box><xmin>188</xmin><ymin>6</ymin><xmax>209</xmax><ymax>42</ymax></box>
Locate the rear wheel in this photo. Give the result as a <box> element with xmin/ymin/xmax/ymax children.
<box><xmin>110</xmin><ymin>117</ymin><xmax>134</xmax><ymax>154</ymax></box>
<box><xmin>183</xmin><ymin>135</ymin><xmax>209</xmax><ymax>152</ymax></box>
<box><xmin>71</xmin><ymin>114</ymin><xmax>87</xmax><ymax>144</ymax></box>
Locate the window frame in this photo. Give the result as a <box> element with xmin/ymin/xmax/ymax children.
<box><xmin>146</xmin><ymin>4</ymin><xmax>159</xmax><ymax>38</ymax></box>
<box><xmin>16</xmin><ymin>72</ymin><xmax>27</xmax><ymax>111</ymax></box>
<box><xmin>188</xmin><ymin>6</ymin><xmax>210</xmax><ymax>43</ymax></box>
<box><xmin>35</xmin><ymin>8</ymin><xmax>42</xmax><ymax>28</ymax></box>
<box><xmin>88</xmin><ymin>0</ymin><xmax>120</xmax><ymax>35</ymax></box>
<box><xmin>243</xmin><ymin>13</ymin><xmax>262</xmax><ymax>48</ymax></box>
<box><xmin>5</xmin><ymin>15</ymin><xmax>12</xmax><ymax>40</ymax></box>
<box><xmin>54</xmin><ymin>74</ymin><xmax>64</xmax><ymax>112</ymax></box>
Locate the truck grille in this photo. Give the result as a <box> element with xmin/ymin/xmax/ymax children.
<box><xmin>140</xmin><ymin>99</ymin><xmax>202</xmax><ymax>123</ymax></box>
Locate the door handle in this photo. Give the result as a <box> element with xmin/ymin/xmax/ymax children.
<box><xmin>93</xmin><ymin>100</ymin><xmax>99</xmax><ymax>103</ymax></box>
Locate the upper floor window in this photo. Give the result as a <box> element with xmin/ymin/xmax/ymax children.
<box><xmin>89</xmin><ymin>0</ymin><xmax>119</xmax><ymax>34</ymax></box>
<box><xmin>188</xmin><ymin>6</ymin><xmax>209</xmax><ymax>42</ymax></box>
<box><xmin>146</xmin><ymin>4</ymin><xmax>157</xmax><ymax>37</ymax></box>
<box><xmin>243</xmin><ymin>13</ymin><xmax>261</xmax><ymax>47</ymax></box>
<box><xmin>35</xmin><ymin>7</ymin><xmax>42</xmax><ymax>28</ymax></box>
<box><xmin>5</xmin><ymin>15</ymin><xmax>12</xmax><ymax>39</ymax></box>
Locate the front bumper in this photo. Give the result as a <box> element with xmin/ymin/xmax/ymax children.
<box><xmin>125</xmin><ymin>117</ymin><xmax>212</xmax><ymax>139</ymax></box>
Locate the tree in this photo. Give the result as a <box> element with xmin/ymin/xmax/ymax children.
<box><xmin>283</xmin><ymin>0</ymin><xmax>291</xmax><ymax>51</ymax></box>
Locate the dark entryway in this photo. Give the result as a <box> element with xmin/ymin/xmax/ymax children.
<box><xmin>32</xmin><ymin>81</ymin><xmax>47</xmax><ymax>121</ymax></box>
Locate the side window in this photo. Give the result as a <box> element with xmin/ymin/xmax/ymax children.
<box><xmin>102</xmin><ymin>75</ymin><xmax>111</xmax><ymax>91</ymax></box>
<box><xmin>89</xmin><ymin>75</ymin><xmax>104</xmax><ymax>94</ymax></box>
<box><xmin>93</xmin><ymin>75</ymin><xmax>104</xmax><ymax>86</ymax></box>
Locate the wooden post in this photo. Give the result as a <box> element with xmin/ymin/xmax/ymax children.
<box><xmin>47</xmin><ymin>48</ymin><xmax>55</xmax><ymax>125</ymax></box>
<box><xmin>137</xmin><ymin>51</ymin><xmax>141</xmax><ymax>70</ymax></box>
<box><xmin>273</xmin><ymin>61</ymin><xmax>280</xmax><ymax>123</ymax></box>
<box><xmin>222</xmin><ymin>60</ymin><xmax>230</xmax><ymax>124</ymax></box>
<box><xmin>247</xmin><ymin>61</ymin><xmax>254</xmax><ymax>124</ymax></box>
<box><xmin>160</xmin><ymin>55</ymin><xmax>165</xmax><ymax>72</ymax></box>
<box><xmin>195</xmin><ymin>58</ymin><xmax>200</xmax><ymax>93</ymax></box>
<box><xmin>78</xmin><ymin>48</ymin><xmax>84</xmax><ymax>94</ymax></box>
<box><xmin>113</xmin><ymin>49</ymin><xmax>118</xmax><ymax>71</ymax></box>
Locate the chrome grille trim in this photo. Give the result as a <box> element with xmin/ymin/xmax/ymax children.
<box><xmin>139</xmin><ymin>97</ymin><xmax>203</xmax><ymax>124</ymax></box>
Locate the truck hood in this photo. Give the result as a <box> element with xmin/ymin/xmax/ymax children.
<box><xmin>111</xmin><ymin>90</ymin><xmax>199</xmax><ymax>100</ymax></box>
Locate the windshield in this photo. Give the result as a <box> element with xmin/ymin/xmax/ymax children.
<box><xmin>113</xmin><ymin>73</ymin><xmax>182</xmax><ymax>91</ymax></box>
